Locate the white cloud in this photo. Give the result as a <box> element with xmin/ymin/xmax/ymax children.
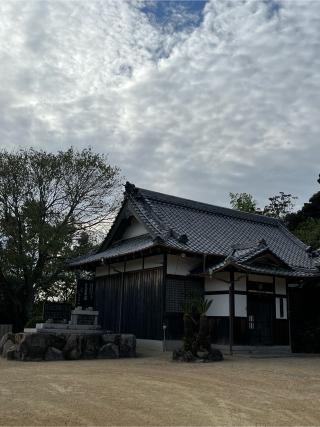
<box><xmin>0</xmin><ymin>0</ymin><xmax>319</xmax><ymax>208</ymax></box>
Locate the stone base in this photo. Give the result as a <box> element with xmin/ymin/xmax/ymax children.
<box><xmin>0</xmin><ymin>331</ymin><xmax>136</xmax><ymax>362</ymax></box>
<box><xmin>172</xmin><ymin>347</ymin><xmax>223</xmax><ymax>363</ymax></box>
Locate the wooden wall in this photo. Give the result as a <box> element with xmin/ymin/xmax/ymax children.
<box><xmin>95</xmin><ymin>267</ymin><xmax>164</xmax><ymax>340</ymax></box>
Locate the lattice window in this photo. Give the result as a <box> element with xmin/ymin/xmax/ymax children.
<box><xmin>166</xmin><ymin>276</ymin><xmax>203</xmax><ymax>313</ymax></box>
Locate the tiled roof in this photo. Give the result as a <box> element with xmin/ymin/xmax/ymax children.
<box><xmin>68</xmin><ymin>235</ymin><xmax>155</xmax><ymax>268</ymax></box>
<box><xmin>206</xmin><ymin>258</ymin><xmax>316</xmax><ymax>278</ymax></box>
<box><xmin>69</xmin><ymin>182</ymin><xmax>320</xmax><ymax>276</ymax></box>
<box><xmin>125</xmin><ymin>183</ymin><xmax>315</xmax><ymax>271</ymax></box>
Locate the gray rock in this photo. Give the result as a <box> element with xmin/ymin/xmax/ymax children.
<box><xmin>63</xmin><ymin>335</ymin><xmax>83</xmax><ymax>360</ymax></box>
<box><xmin>2</xmin><ymin>340</ymin><xmax>16</xmax><ymax>358</ymax></box>
<box><xmin>6</xmin><ymin>346</ymin><xmax>17</xmax><ymax>360</ymax></box>
<box><xmin>98</xmin><ymin>343</ymin><xmax>119</xmax><ymax>359</ymax></box>
<box><xmin>207</xmin><ymin>348</ymin><xmax>223</xmax><ymax>362</ymax></box>
<box><xmin>14</xmin><ymin>333</ymin><xmax>25</xmax><ymax>345</ymax></box>
<box><xmin>18</xmin><ymin>333</ymin><xmax>49</xmax><ymax>361</ymax></box>
<box><xmin>82</xmin><ymin>335</ymin><xmax>100</xmax><ymax>359</ymax></box>
<box><xmin>197</xmin><ymin>351</ymin><xmax>209</xmax><ymax>359</ymax></box>
<box><xmin>45</xmin><ymin>347</ymin><xmax>64</xmax><ymax>361</ymax></box>
<box><xmin>48</xmin><ymin>334</ymin><xmax>66</xmax><ymax>351</ymax></box>
<box><xmin>119</xmin><ymin>334</ymin><xmax>136</xmax><ymax>358</ymax></box>
<box><xmin>172</xmin><ymin>349</ymin><xmax>196</xmax><ymax>362</ymax></box>
<box><xmin>101</xmin><ymin>333</ymin><xmax>120</xmax><ymax>345</ymax></box>
<box><xmin>0</xmin><ymin>333</ymin><xmax>15</xmax><ymax>355</ymax></box>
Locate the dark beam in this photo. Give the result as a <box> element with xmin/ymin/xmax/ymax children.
<box><xmin>162</xmin><ymin>252</ymin><xmax>168</xmax><ymax>325</ymax></box>
<box><xmin>229</xmin><ymin>270</ymin><xmax>235</xmax><ymax>355</ymax></box>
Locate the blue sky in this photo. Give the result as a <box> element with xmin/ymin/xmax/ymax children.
<box><xmin>0</xmin><ymin>0</ymin><xmax>319</xmax><ymax>209</ymax></box>
<box><xmin>141</xmin><ymin>1</ymin><xmax>207</xmax><ymax>29</ymax></box>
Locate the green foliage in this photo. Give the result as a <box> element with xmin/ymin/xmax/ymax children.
<box><xmin>182</xmin><ymin>296</ymin><xmax>212</xmax><ymax>355</ymax></box>
<box><xmin>285</xmin><ymin>174</ymin><xmax>320</xmax><ymax>248</ymax></box>
<box><xmin>292</xmin><ymin>218</ymin><xmax>320</xmax><ymax>248</ymax></box>
<box><xmin>229</xmin><ymin>191</ymin><xmax>297</xmax><ymax>220</ymax></box>
<box><xmin>263</xmin><ymin>192</ymin><xmax>297</xmax><ymax>220</ymax></box>
<box><xmin>229</xmin><ymin>192</ymin><xmax>257</xmax><ymax>213</ymax></box>
<box><xmin>0</xmin><ymin>147</ymin><xmax>122</xmax><ymax>327</ymax></box>
<box><xmin>194</xmin><ymin>297</ymin><xmax>212</xmax><ymax>316</ymax></box>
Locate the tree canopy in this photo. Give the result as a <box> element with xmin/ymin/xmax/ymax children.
<box><xmin>229</xmin><ymin>177</ymin><xmax>320</xmax><ymax>249</ymax></box>
<box><xmin>286</xmin><ymin>175</ymin><xmax>320</xmax><ymax>249</ymax></box>
<box><xmin>229</xmin><ymin>192</ymin><xmax>257</xmax><ymax>213</ymax></box>
<box><xmin>0</xmin><ymin>147</ymin><xmax>122</xmax><ymax>328</ymax></box>
<box><xmin>229</xmin><ymin>191</ymin><xmax>297</xmax><ymax>220</ymax></box>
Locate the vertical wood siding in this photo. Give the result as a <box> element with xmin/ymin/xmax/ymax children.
<box><xmin>95</xmin><ymin>267</ymin><xmax>164</xmax><ymax>339</ymax></box>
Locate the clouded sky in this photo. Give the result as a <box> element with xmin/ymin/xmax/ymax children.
<box><xmin>0</xmin><ymin>0</ymin><xmax>319</xmax><ymax>208</ymax></box>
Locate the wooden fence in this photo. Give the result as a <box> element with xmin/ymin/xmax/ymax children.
<box><xmin>0</xmin><ymin>324</ymin><xmax>12</xmax><ymax>340</ymax></box>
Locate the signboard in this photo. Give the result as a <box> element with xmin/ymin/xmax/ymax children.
<box><xmin>76</xmin><ymin>279</ymin><xmax>95</xmax><ymax>309</ymax></box>
<box><xmin>43</xmin><ymin>302</ymin><xmax>72</xmax><ymax>322</ymax></box>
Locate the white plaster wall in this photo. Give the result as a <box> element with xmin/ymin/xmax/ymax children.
<box><xmin>122</xmin><ymin>218</ymin><xmax>148</xmax><ymax>239</ymax></box>
<box><xmin>144</xmin><ymin>255</ymin><xmax>164</xmax><ymax>269</ymax></box>
<box><xmin>167</xmin><ymin>254</ymin><xmax>201</xmax><ymax>276</ymax></box>
<box><xmin>235</xmin><ymin>294</ymin><xmax>247</xmax><ymax>317</ymax></box>
<box><xmin>205</xmin><ymin>272</ymin><xmax>230</xmax><ymax>292</ymax></box>
<box><xmin>275</xmin><ymin>277</ymin><xmax>286</xmax><ymax>295</ymax></box>
<box><xmin>234</xmin><ymin>272</ymin><xmax>246</xmax><ymax>291</ymax></box>
<box><xmin>275</xmin><ymin>297</ymin><xmax>287</xmax><ymax>319</ymax></box>
<box><xmin>248</xmin><ymin>274</ymin><xmax>273</xmax><ymax>283</ymax></box>
<box><xmin>95</xmin><ymin>255</ymin><xmax>164</xmax><ymax>277</ymax></box>
<box><xmin>205</xmin><ymin>294</ymin><xmax>229</xmax><ymax>316</ymax></box>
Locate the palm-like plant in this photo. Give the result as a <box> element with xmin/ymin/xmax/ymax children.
<box><xmin>194</xmin><ymin>297</ymin><xmax>212</xmax><ymax>316</ymax></box>
<box><xmin>182</xmin><ymin>297</ymin><xmax>213</xmax><ymax>355</ymax></box>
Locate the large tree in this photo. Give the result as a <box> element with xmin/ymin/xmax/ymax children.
<box><xmin>286</xmin><ymin>175</ymin><xmax>320</xmax><ymax>248</ymax></box>
<box><xmin>0</xmin><ymin>148</ymin><xmax>121</xmax><ymax>327</ymax></box>
<box><xmin>229</xmin><ymin>191</ymin><xmax>297</xmax><ymax>220</ymax></box>
<box><xmin>229</xmin><ymin>192</ymin><xmax>257</xmax><ymax>213</ymax></box>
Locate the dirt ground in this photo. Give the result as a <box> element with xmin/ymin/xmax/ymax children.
<box><xmin>1</xmin><ymin>348</ymin><xmax>320</xmax><ymax>426</ymax></box>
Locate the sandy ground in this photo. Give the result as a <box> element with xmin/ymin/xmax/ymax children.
<box><xmin>1</xmin><ymin>348</ymin><xmax>320</xmax><ymax>426</ymax></box>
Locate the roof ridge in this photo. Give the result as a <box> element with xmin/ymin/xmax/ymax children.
<box><xmin>125</xmin><ymin>183</ymin><xmax>171</xmax><ymax>240</ymax></box>
<box><xmin>135</xmin><ymin>186</ymin><xmax>280</xmax><ymax>226</ymax></box>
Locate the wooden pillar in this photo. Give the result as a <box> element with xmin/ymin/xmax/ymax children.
<box><xmin>286</xmin><ymin>279</ymin><xmax>292</xmax><ymax>352</ymax></box>
<box><xmin>203</xmin><ymin>253</ymin><xmax>207</xmax><ymax>273</ymax></box>
<box><xmin>162</xmin><ymin>253</ymin><xmax>168</xmax><ymax>351</ymax></box>
<box><xmin>162</xmin><ymin>253</ymin><xmax>168</xmax><ymax>323</ymax></box>
<box><xmin>229</xmin><ymin>270</ymin><xmax>235</xmax><ymax>355</ymax></box>
<box><xmin>118</xmin><ymin>261</ymin><xmax>126</xmax><ymax>333</ymax></box>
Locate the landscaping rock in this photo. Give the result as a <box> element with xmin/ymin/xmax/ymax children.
<box><xmin>0</xmin><ymin>333</ymin><xmax>15</xmax><ymax>354</ymax></box>
<box><xmin>119</xmin><ymin>334</ymin><xmax>136</xmax><ymax>358</ymax></box>
<box><xmin>0</xmin><ymin>332</ymin><xmax>136</xmax><ymax>362</ymax></box>
<box><xmin>207</xmin><ymin>348</ymin><xmax>223</xmax><ymax>362</ymax></box>
<box><xmin>45</xmin><ymin>347</ymin><xmax>64</xmax><ymax>361</ymax></box>
<box><xmin>101</xmin><ymin>333</ymin><xmax>120</xmax><ymax>345</ymax></box>
<box><xmin>98</xmin><ymin>343</ymin><xmax>119</xmax><ymax>359</ymax></box>
<box><xmin>48</xmin><ymin>334</ymin><xmax>66</xmax><ymax>351</ymax></box>
<box><xmin>6</xmin><ymin>346</ymin><xmax>17</xmax><ymax>360</ymax></box>
<box><xmin>172</xmin><ymin>349</ymin><xmax>196</xmax><ymax>362</ymax></box>
<box><xmin>14</xmin><ymin>333</ymin><xmax>25</xmax><ymax>345</ymax></box>
<box><xmin>18</xmin><ymin>333</ymin><xmax>49</xmax><ymax>361</ymax></box>
<box><xmin>82</xmin><ymin>335</ymin><xmax>100</xmax><ymax>359</ymax></box>
<box><xmin>172</xmin><ymin>347</ymin><xmax>223</xmax><ymax>363</ymax></box>
<box><xmin>197</xmin><ymin>350</ymin><xmax>209</xmax><ymax>359</ymax></box>
<box><xmin>2</xmin><ymin>339</ymin><xmax>16</xmax><ymax>358</ymax></box>
<box><xmin>63</xmin><ymin>335</ymin><xmax>83</xmax><ymax>360</ymax></box>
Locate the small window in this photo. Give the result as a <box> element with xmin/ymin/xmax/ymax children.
<box><xmin>279</xmin><ymin>297</ymin><xmax>284</xmax><ymax>318</ymax></box>
<box><xmin>248</xmin><ymin>315</ymin><xmax>255</xmax><ymax>329</ymax></box>
<box><xmin>247</xmin><ymin>281</ymin><xmax>274</xmax><ymax>294</ymax></box>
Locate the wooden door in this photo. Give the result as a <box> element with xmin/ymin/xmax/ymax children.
<box><xmin>247</xmin><ymin>294</ymin><xmax>274</xmax><ymax>345</ymax></box>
